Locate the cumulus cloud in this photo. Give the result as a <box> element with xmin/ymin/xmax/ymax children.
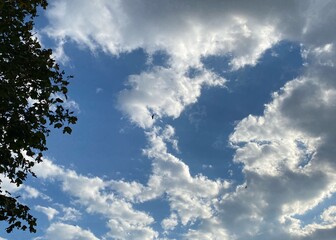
<box><xmin>161</xmin><ymin>213</ymin><xmax>178</xmax><ymax>232</ymax></box>
<box><xmin>226</xmin><ymin>65</ymin><xmax>336</xmax><ymax>239</ymax></box>
<box><xmin>140</xmin><ymin>126</ymin><xmax>229</xmax><ymax>225</ymax></box>
<box><xmin>43</xmin><ymin>0</ymin><xmax>282</xmax><ymax>67</ymax></box>
<box><xmin>32</xmin><ymin>159</ymin><xmax>158</xmax><ymax>239</ymax></box>
<box><xmin>117</xmin><ymin>66</ymin><xmax>225</xmax><ymax>128</ymax></box>
<box><xmin>38</xmin><ymin>222</ymin><xmax>99</xmax><ymax>240</ymax></box>
<box><xmin>21</xmin><ymin>185</ymin><xmax>51</xmax><ymax>201</ymax></box>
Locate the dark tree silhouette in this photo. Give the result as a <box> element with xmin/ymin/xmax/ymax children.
<box><xmin>0</xmin><ymin>0</ymin><xmax>77</xmax><ymax>233</ymax></box>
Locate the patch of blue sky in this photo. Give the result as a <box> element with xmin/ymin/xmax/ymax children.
<box><xmin>174</xmin><ymin>41</ymin><xmax>303</xmax><ymax>184</ymax></box>
<box><xmin>44</xmin><ymin>44</ymin><xmax>153</xmax><ymax>183</ymax></box>
<box><xmin>134</xmin><ymin>196</ymin><xmax>171</xmax><ymax>231</ymax></box>
<box><xmin>295</xmin><ymin>140</ymin><xmax>315</xmax><ymax>168</ymax></box>
<box><xmin>294</xmin><ymin>192</ymin><xmax>336</xmax><ymax>227</ymax></box>
<box><xmin>148</xmin><ymin>50</ymin><xmax>170</xmax><ymax>68</ymax></box>
<box><xmin>0</xmin><ymin>225</ymin><xmax>35</xmax><ymax>240</ymax></box>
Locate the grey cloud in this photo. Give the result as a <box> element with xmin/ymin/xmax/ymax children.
<box><xmin>300</xmin><ymin>227</ymin><xmax>336</xmax><ymax>240</ymax></box>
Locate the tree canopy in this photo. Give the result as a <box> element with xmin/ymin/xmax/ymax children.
<box><xmin>0</xmin><ymin>0</ymin><xmax>77</xmax><ymax>233</ymax></box>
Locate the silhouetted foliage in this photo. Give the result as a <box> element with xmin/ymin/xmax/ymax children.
<box><xmin>0</xmin><ymin>0</ymin><xmax>77</xmax><ymax>233</ymax></box>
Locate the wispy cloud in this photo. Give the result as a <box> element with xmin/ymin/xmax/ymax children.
<box><xmin>35</xmin><ymin>206</ymin><xmax>59</xmax><ymax>221</ymax></box>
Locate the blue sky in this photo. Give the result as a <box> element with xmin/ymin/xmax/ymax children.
<box><xmin>2</xmin><ymin>1</ymin><xmax>336</xmax><ymax>239</ymax></box>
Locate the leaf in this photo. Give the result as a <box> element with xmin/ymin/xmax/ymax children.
<box><xmin>55</xmin><ymin>97</ymin><xmax>64</xmax><ymax>103</ymax></box>
<box><xmin>54</xmin><ymin>123</ymin><xmax>62</xmax><ymax>128</ymax></box>
<box><xmin>63</xmin><ymin>126</ymin><xmax>72</xmax><ymax>134</ymax></box>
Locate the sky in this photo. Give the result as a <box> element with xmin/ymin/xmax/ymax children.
<box><xmin>1</xmin><ymin>0</ymin><xmax>336</xmax><ymax>239</ymax></box>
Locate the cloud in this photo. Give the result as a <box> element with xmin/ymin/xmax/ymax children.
<box><xmin>58</xmin><ymin>206</ymin><xmax>82</xmax><ymax>222</ymax></box>
<box><xmin>35</xmin><ymin>205</ymin><xmax>59</xmax><ymax>221</ymax></box>
<box><xmin>117</xmin><ymin>66</ymin><xmax>225</xmax><ymax>128</ymax></box>
<box><xmin>184</xmin><ymin>218</ymin><xmax>230</xmax><ymax>240</ymax></box>
<box><xmin>95</xmin><ymin>87</ymin><xmax>103</xmax><ymax>94</ymax></box>
<box><xmin>33</xmin><ymin>158</ymin><xmax>64</xmax><ymax>179</ymax></box>
<box><xmin>226</xmin><ymin>64</ymin><xmax>336</xmax><ymax>239</ymax></box>
<box><xmin>43</xmin><ymin>0</ymin><xmax>282</xmax><ymax>68</ymax></box>
<box><xmin>141</xmin><ymin>126</ymin><xmax>230</xmax><ymax>225</ymax></box>
<box><xmin>42</xmin><ymin>0</ymin><xmax>336</xmax><ymax>71</ymax></box>
<box><xmin>22</xmin><ymin>186</ymin><xmax>41</xmax><ymax>199</ymax></box>
<box><xmin>39</xmin><ymin>222</ymin><xmax>99</xmax><ymax>240</ymax></box>
<box><xmin>161</xmin><ymin>213</ymin><xmax>178</xmax><ymax>232</ymax></box>
<box><xmin>321</xmin><ymin>206</ymin><xmax>336</xmax><ymax>224</ymax></box>
<box><xmin>0</xmin><ymin>175</ymin><xmax>22</xmax><ymax>194</ymax></box>
<box><xmin>32</xmin><ymin>159</ymin><xmax>158</xmax><ymax>239</ymax></box>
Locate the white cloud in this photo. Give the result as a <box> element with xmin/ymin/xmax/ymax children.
<box><xmin>35</xmin><ymin>205</ymin><xmax>59</xmax><ymax>221</ymax></box>
<box><xmin>161</xmin><ymin>213</ymin><xmax>178</xmax><ymax>232</ymax></box>
<box><xmin>225</xmin><ymin>64</ymin><xmax>336</xmax><ymax>239</ymax></box>
<box><xmin>140</xmin><ymin>126</ymin><xmax>229</xmax><ymax>226</ymax></box>
<box><xmin>43</xmin><ymin>0</ymin><xmax>282</xmax><ymax>68</ymax></box>
<box><xmin>33</xmin><ymin>157</ymin><xmax>64</xmax><ymax>179</ymax></box>
<box><xmin>58</xmin><ymin>206</ymin><xmax>82</xmax><ymax>222</ymax></box>
<box><xmin>33</xmin><ymin>159</ymin><xmax>158</xmax><ymax>239</ymax></box>
<box><xmin>21</xmin><ymin>185</ymin><xmax>51</xmax><ymax>201</ymax></box>
<box><xmin>40</xmin><ymin>222</ymin><xmax>99</xmax><ymax>240</ymax></box>
<box><xmin>117</xmin><ymin>66</ymin><xmax>225</xmax><ymax>128</ymax></box>
<box><xmin>52</xmin><ymin>38</ymin><xmax>69</xmax><ymax>64</ymax></box>
<box><xmin>108</xmin><ymin>180</ymin><xmax>145</xmax><ymax>202</ymax></box>
<box><xmin>22</xmin><ymin>186</ymin><xmax>40</xmax><ymax>199</ymax></box>
<box><xmin>321</xmin><ymin>206</ymin><xmax>336</xmax><ymax>224</ymax></box>
<box><xmin>0</xmin><ymin>175</ymin><xmax>22</xmax><ymax>194</ymax></box>
<box><xmin>184</xmin><ymin>218</ymin><xmax>230</xmax><ymax>240</ymax></box>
